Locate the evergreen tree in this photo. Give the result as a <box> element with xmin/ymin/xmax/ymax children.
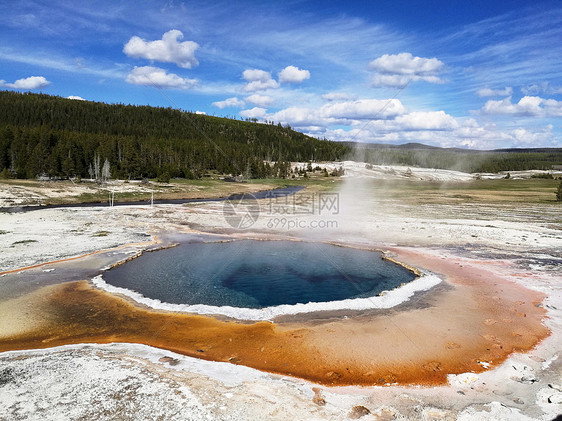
<box><xmin>0</xmin><ymin>127</ymin><xmax>13</xmax><ymax>170</ymax></box>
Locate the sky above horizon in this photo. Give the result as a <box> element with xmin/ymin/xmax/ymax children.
<box><xmin>1</xmin><ymin>0</ymin><xmax>561</xmax><ymax>149</ymax></box>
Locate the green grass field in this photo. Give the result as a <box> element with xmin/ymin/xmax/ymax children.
<box><xmin>1</xmin><ymin>176</ymin><xmax>560</xmax><ymax>207</ymax></box>
<box><xmin>372</xmin><ymin>178</ymin><xmax>561</xmax><ymax>204</ymax></box>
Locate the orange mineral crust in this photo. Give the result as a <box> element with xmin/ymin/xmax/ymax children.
<box><xmin>0</xmin><ymin>248</ymin><xmax>548</xmax><ymax>387</ymax></box>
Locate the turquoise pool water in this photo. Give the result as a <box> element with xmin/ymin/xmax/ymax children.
<box><xmin>103</xmin><ymin>240</ymin><xmax>416</xmax><ymax>308</ymax></box>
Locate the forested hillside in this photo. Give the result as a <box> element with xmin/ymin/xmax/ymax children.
<box><xmin>0</xmin><ymin>91</ymin><xmax>560</xmax><ymax>180</ymax></box>
<box><xmin>0</xmin><ymin>91</ymin><xmax>348</xmax><ymax>179</ymax></box>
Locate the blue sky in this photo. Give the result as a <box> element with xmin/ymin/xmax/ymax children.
<box><xmin>1</xmin><ymin>0</ymin><xmax>561</xmax><ymax>149</ymax></box>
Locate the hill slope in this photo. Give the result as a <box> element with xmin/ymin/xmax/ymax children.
<box><xmin>0</xmin><ymin>91</ymin><xmax>348</xmax><ymax>179</ymax></box>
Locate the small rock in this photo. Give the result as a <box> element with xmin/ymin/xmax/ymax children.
<box><xmin>448</xmin><ymin>372</ymin><xmax>479</xmax><ymax>387</ymax></box>
<box><xmin>422</xmin><ymin>407</ymin><xmax>455</xmax><ymax>420</ymax></box>
<box><xmin>511</xmin><ymin>376</ymin><xmax>537</xmax><ymax>384</ymax></box>
<box><xmin>158</xmin><ymin>356</ymin><xmax>179</xmax><ymax>366</ymax></box>
<box><xmin>372</xmin><ymin>407</ymin><xmax>397</xmax><ymax>421</ymax></box>
<box><xmin>513</xmin><ymin>397</ymin><xmax>524</xmax><ymax>405</ymax></box>
<box><xmin>348</xmin><ymin>405</ymin><xmax>371</xmax><ymax>419</ymax></box>
<box><xmin>312</xmin><ymin>387</ymin><xmax>326</xmax><ymax>406</ymax></box>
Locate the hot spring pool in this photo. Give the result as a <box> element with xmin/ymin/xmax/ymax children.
<box><xmin>102</xmin><ymin>240</ymin><xmax>417</xmax><ymax>310</ymax></box>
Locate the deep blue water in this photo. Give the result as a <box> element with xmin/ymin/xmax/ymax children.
<box><xmin>103</xmin><ymin>240</ymin><xmax>416</xmax><ymax>308</ymax></box>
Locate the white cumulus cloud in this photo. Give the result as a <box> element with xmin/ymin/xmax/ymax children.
<box><xmin>125</xmin><ymin>66</ymin><xmax>197</xmax><ymax>89</ymax></box>
<box><xmin>242</xmin><ymin>69</ymin><xmax>279</xmax><ymax>92</ymax></box>
<box><xmin>123</xmin><ymin>29</ymin><xmax>199</xmax><ymax>69</ymax></box>
<box><xmin>317</xmin><ymin>118</ymin><xmax>555</xmax><ymax>149</ymax></box>
<box><xmin>395</xmin><ymin>111</ymin><xmax>459</xmax><ymax>131</ymax></box>
<box><xmin>0</xmin><ymin>76</ymin><xmax>51</xmax><ymax>90</ymax></box>
<box><xmin>212</xmin><ymin>97</ymin><xmax>245</xmax><ymax>109</ymax></box>
<box><xmin>369</xmin><ymin>53</ymin><xmax>444</xmax><ymax>87</ymax></box>
<box><xmin>271</xmin><ymin>107</ymin><xmax>323</xmax><ymax>126</ymax></box>
<box><xmin>241</xmin><ymin>94</ymin><xmax>555</xmax><ymax>148</ymax></box>
<box><xmin>240</xmin><ymin>107</ymin><xmax>268</xmax><ymax>119</ymax></box>
<box><xmin>481</xmin><ymin>96</ymin><xmax>562</xmax><ymax>117</ymax></box>
<box><xmin>242</xmin><ymin>69</ymin><xmax>272</xmax><ymax>82</ymax></box>
<box><xmin>245</xmin><ymin>94</ymin><xmax>273</xmax><ymax>107</ymax></box>
<box><xmin>477</xmin><ymin>87</ymin><xmax>513</xmax><ymax>97</ymax></box>
<box><xmin>509</xmin><ymin>125</ymin><xmax>555</xmax><ymax>146</ymax></box>
<box><xmin>321</xmin><ymin>99</ymin><xmax>405</xmax><ymax>120</ymax></box>
<box><xmin>244</xmin><ymin>79</ymin><xmax>279</xmax><ymax>92</ymax></box>
<box><xmin>254</xmin><ymin>98</ymin><xmax>407</xmax><ymax>128</ymax></box>
<box><xmin>278</xmin><ymin>66</ymin><xmax>310</xmax><ymax>83</ymax></box>
<box><xmin>67</xmin><ymin>95</ymin><xmax>86</xmax><ymax>100</ymax></box>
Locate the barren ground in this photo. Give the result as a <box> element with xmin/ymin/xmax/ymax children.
<box><xmin>0</xmin><ymin>165</ymin><xmax>560</xmax><ymax>420</ymax></box>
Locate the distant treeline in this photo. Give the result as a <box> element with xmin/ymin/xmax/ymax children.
<box><xmin>350</xmin><ymin>143</ymin><xmax>562</xmax><ymax>173</ymax></box>
<box><xmin>0</xmin><ymin>91</ymin><xmax>347</xmax><ymax>179</ymax></box>
<box><xmin>0</xmin><ymin>91</ymin><xmax>560</xmax><ymax>180</ymax></box>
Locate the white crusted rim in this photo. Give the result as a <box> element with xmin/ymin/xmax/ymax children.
<box><xmin>92</xmin><ymin>272</ymin><xmax>442</xmax><ymax>321</ymax></box>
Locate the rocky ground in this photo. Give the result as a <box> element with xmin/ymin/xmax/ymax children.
<box><xmin>0</xmin><ymin>167</ymin><xmax>560</xmax><ymax>420</ymax></box>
